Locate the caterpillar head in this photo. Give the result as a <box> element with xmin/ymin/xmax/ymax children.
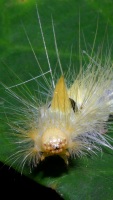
<box><xmin>41</xmin><ymin>127</ymin><xmax>68</xmax><ymax>154</ymax></box>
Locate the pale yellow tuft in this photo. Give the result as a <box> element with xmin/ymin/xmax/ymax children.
<box><xmin>51</xmin><ymin>76</ymin><xmax>71</xmax><ymax>114</ymax></box>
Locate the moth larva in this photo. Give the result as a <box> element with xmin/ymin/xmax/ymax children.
<box><xmin>1</xmin><ymin>6</ymin><xmax>113</xmax><ymax>172</ymax></box>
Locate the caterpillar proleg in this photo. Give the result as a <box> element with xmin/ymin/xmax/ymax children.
<box><xmin>1</xmin><ymin>6</ymin><xmax>113</xmax><ymax>172</ymax></box>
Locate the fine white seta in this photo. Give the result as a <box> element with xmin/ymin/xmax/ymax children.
<box><xmin>1</xmin><ymin>5</ymin><xmax>113</xmax><ymax>171</ymax></box>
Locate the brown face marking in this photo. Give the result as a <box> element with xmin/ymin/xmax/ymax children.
<box><xmin>41</xmin><ymin>127</ymin><xmax>68</xmax><ymax>154</ymax></box>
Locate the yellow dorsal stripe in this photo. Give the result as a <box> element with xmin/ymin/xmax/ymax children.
<box><xmin>51</xmin><ymin>76</ymin><xmax>71</xmax><ymax>113</ymax></box>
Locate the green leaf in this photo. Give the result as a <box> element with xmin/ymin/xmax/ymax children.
<box><xmin>0</xmin><ymin>0</ymin><xmax>113</xmax><ymax>199</ymax></box>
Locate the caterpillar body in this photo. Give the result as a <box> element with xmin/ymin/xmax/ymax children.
<box><xmin>1</xmin><ymin>7</ymin><xmax>113</xmax><ymax>171</ymax></box>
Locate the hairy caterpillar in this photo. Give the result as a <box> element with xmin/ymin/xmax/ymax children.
<box><xmin>1</xmin><ymin>6</ymin><xmax>113</xmax><ymax>172</ymax></box>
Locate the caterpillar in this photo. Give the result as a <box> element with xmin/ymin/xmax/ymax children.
<box><xmin>1</xmin><ymin>5</ymin><xmax>113</xmax><ymax>172</ymax></box>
